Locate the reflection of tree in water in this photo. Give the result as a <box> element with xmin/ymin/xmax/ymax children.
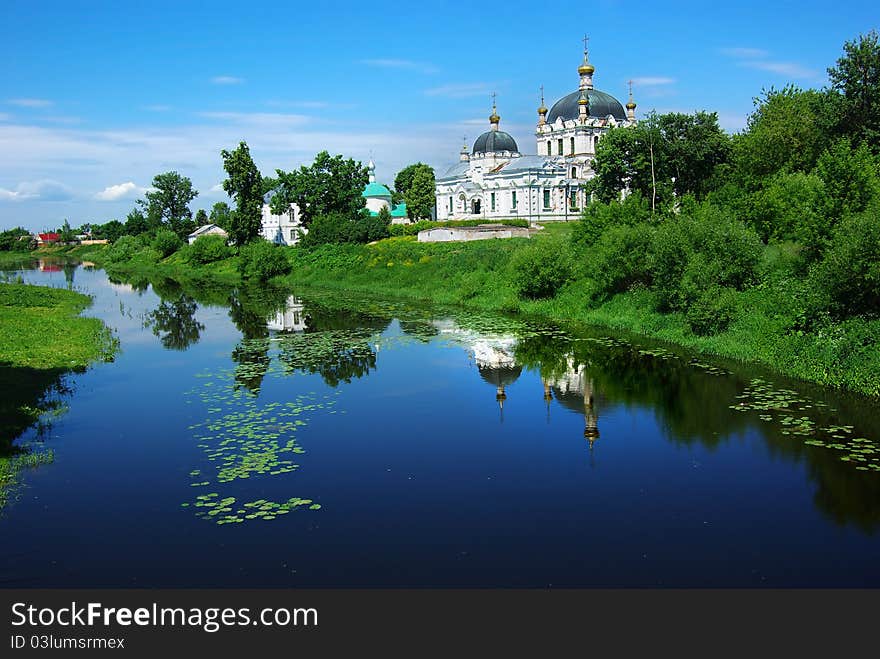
<box><xmin>277</xmin><ymin>302</ymin><xmax>391</xmax><ymax>388</ymax></box>
<box><xmin>0</xmin><ymin>365</ymin><xmax>73</xmax><ymax>510</ymax></box>
<box><xmin>516</xmin><ymin>328</ymin><xmax>880</xmax><ymax>532</ymax></box>
<box><xmin>145</xmin><ymin>295</ymin><xmax>204</xmax><ymax>350</ymax></box>
<box><xmin>62</xmin><ymin>261</ymin><xmax>77</xmax><ymax>289</ymax></box>
<box><xmin>226</xmin><ymin>286</ymin><xmax>291</xmax><ymax>394</ymax></box>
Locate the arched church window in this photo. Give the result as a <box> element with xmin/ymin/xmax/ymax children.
<box><xmin>570</xmin><ymin>137</ymin><xmax>575</xmax><ymax>155</ymax></box>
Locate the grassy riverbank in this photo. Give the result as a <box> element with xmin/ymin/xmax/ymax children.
<box><xmin>0</xmin><ymin>283</ymin><xmax>117</xmax><ymax>370</ymax></box>
<box><xmin>0</xmin><ymin>281</ymin><xmax>117</xmax><ymax>508</ymax></box>
<box><xmin>32</xmin><ymin>223</ymin><xmax>879</xmax><ymax>397</ymax></box>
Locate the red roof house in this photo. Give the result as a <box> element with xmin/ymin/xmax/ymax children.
<box><xmin>37</xmin><ymin>232</ymin><xmax>60</xmax><ymax>244</ymax></box>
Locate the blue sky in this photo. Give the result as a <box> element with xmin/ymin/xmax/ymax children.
<box><xmin>0</xmin><ymin>0</ymin><xmax>876</xmax><ymax>231</ymax></box>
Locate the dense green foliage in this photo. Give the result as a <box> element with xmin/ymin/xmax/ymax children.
<box><xmin>300</xmin><ymin>211</ymin><xmax>389</xmax><ymax>247</ymax></box>
<box><xmin>0</xmin><ymin>228</ymin><xmax>33</xmax><ymax>251</ymax></box>
<box><xmin>210</xmin><ymin>202</ymin><xmax>233</xmax><ymax>230</ymax></box>
<box><xmin>828</xmin><ymin>29</ymin><xmax>880</xmax><ymax>148</ymax></box>
<box><xmin>238</xmin><ymin>240</ymin><xmax>291</xmax><ymax>281</ymax></box>
<box><xmin>270</xmin><ymin>151</ymin><xmax>369</xmax><ymax>229</ymax></box>
<box><xmin>137</xmin><ymin>171</ymin><xmax>198</xmax><ymax>239</ymax></box>
<box><xmin>510</xmin><ymin>239</ymin><xmax>571</xmax><ymax>299</ymax></box>
<box><xmin>221</xmin><ymin>141</ymin><xmax>264</xmax><ymax>246</ymax></box>
<box><xmin>395</xmin><ymin>163</ymin><xmax>435</xmax><ymax>220</ymax></box>
<box><xmin>151</xmin><ymin>229</ymin><xmax>183</xmax><ymax>258</ymax></box>
<box><xmin>183</xmin><ymin>234</ymin><xmax>231</xmax><ymax>265</ymax></box>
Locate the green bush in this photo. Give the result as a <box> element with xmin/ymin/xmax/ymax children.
<box><xmin>510</xmin><ymin>241</ymin><xmax>572</xmax><ymax>300</ymax></box>
<box><xmin>151</xmin><ymin>229</ymin><xmax>183</xmax><ymax>258</ymax></box>
<box><xmin>238</xmin><ymin>240</ymin><xmax>291</xmax><ymax>281</ymax></box>
<box><xmin>686</xmin><ymin>285</ymin><xmax>739</xmax><ymax>335</ymax></box>
<box><xmin>104</xmin><ymin>235</ymin><xmax>144</xmax><ymax>263</ymax></box>
<box><xmin>571</xmin><ymin>193</ymin><xmax>651</xmax><ymax>251</ymax></box>
<box><xmin>587</xmin><ymin>223</ymin><xmax>654</xmax><ymax>299</ymax></box>
<box><xmin>652</xmin><ymin>206</ymin><xmax>762</xmax><ymax>311</ymax></box>
<box><xmin>301</xmin><ymin>211</ymin><xmax>390</xmax><ymax>247</ymax></box>
<box><xmin>809</xmin><ymin>206</ymin><xmax>880</xmax><ymax>320</ymax></box>
<box><xmin>182</xmin><ymin>234</ymin><xmax>231</xmax><ymax>265</ymax></box>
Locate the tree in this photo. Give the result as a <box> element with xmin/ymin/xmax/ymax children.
<box><xmin>588</xmin><ymin>111</ymin><xmax>730</xmax><ymax>208</ymax></box>
<box><xmin>403</xmin><ymin>166</ymin><xmax>435</xmax><ymax>220</ymax></box>
<box><xmin>58</xmin><ymin>219</ymin><xmax>75</xmax><ymax>243</ymax></box>
<box><xmin>94</xmin><ymin>219</ymin><xmax>125</xmax><ymax>242</ymax></box>
<box><xmin>828</xmin><ymin>30</ymin><xmax>880</xmax><ymax>150</ymax></box>
<box><xmin>123</xmin><ymin>209</ymin><xmax>151</xmax><ymax>236</ymax></box>
<box><xmin>138</xmin><ymin>171</ymin><xmax>198</xmax><ymax>239</ymax></box>
<box><xmin>194</xmin><ymin>209</ymin><xmax>209</xmax><ymax>228</ymax></box>
<box><xmin>394</xmin><ymin>163</ymin><xmax>433</xmax><ymax>203</ymax></box>
<box><xmin>270</xmin><ymin>151</ymin><xmax>369</xmax><ymax>229</ymax></box>
<box><xmin>733</xmin><ymin>86</ymin><xmax>835</xmax><ymax>185</ymax></box>
<box><xmin>221</xmin><ymin>141</ymin><xmax>264</xmax><ymax>246</ymax></box>
<box><xmin>209</xmin><ymin>202</ymin><xmax>233</xmax><ymax>230</ymax></box>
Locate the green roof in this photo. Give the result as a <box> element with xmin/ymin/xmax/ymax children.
<box><xmin>368</xmin><ymin>202</ymin><xmax>408</xmax><ymax>218</ymax></box>
<box><xmin>362</xmin><ymin>182</ymin><xmax>392</xmax><ymax>198</ymax></box>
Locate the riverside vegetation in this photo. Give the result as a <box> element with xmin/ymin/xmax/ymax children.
<box><xmin>0</xmin><ymin>279</ymin><xmax>117</xmax><ymax>508</ymax></box>
<box><xmin>11</xmin><ymin>31</ymin><xmax>880</xmax><ymax>396</ymax></box>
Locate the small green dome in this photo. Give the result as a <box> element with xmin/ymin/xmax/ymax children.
<box><xmin>362</xmin><ymin>182</ymin><xmax>392</xmax><ymax>198</ymax></box>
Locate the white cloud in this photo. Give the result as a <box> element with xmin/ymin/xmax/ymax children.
<box><xmin>7</xmin><ymin>98</ymin><xmax>53</xmax><ymax>108</ymax></box>
<box><xmin>0</xmin><ymin>113</ymin><xmax>10</xmax><ymax>122</ymax></box>
<box><xmin>425</xmin><ymin>83</ymin><xmax>495</xmax><ymax>98</ymax></box>
<box><xmin>95</xmin><ymin>181</ymin><xmax>149</xmax><ymax>201</ymax></box>
<box><xmin>630</xmin><ymin>77</ymin><xmax>676</xmax><ymax>86</ymax></box>
<box><xmin>211</xmin><ymin>76</ymin><xmax>244</xmax><ymax>85</ymax></box>
<box><xmin>0</xmin><ymin>179</ymin><xmax>72</xmax><ymax>202</ymax></box>
<box><xmin>720</xmin><ymin>47</ymin><xmax>769</xmax><ymax>59</ymax></box>
<box><xmin>741</xmin><ymin>60</ymin><xmax>818</xmax><ymax>79</ymax></box>
<box><xmin>720</xmin><ymin>47</ymin><xmax>817</xmax><ymax>80</ymax></box>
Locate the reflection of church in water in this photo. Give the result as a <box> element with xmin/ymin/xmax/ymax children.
<box><xmin>266</xmin><ymin>296</ymin><xmax>307</xmax><ymax>332</ymax></box>
<box><xmin>434</xmin><ymin>321</ymin><xmax>601</xmax><ymax>446</ymax></box>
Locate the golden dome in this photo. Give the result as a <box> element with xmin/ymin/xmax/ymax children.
<box><xmin>626</xmin><ymin>100</ymin><xmax>637</xmax><ymax>109</ymax></box>
<box><xmin>578</xmin><ymin>62</ymin><xmax>595</xmax><ymax>75</ymax></box>
<box><xmin>538</xmin><ymin>103</ymin><xmax>548</xmax><ymax>114</ymax></box>
<box><xmin>489</xmin><ymin>110</ymin><xmax>500</xmax><ymax>123</ymax></box>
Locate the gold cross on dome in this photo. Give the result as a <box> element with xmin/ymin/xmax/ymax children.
<box><xmin>582</xmin><ymin>34</ymin><xmax>590</xmax><ymax>56</ymax></box>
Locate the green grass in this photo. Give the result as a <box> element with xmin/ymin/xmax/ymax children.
<box><xmin>0</xmin><ymin>283</ymin><xmax>117</xmax><ymax>370</ymax></box>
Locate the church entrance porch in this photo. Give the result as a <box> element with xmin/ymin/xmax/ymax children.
<box><xmin>471</xmin><ymin>199</ymin><xmax>481</xmax><ymax>214</ymax></box>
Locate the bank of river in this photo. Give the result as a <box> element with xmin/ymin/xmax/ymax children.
<box><xmin>50</xmin><ymin>229</ymin><xmax>880</xmax><ymax>398</ymax></box>
<box><xmin>0</xmin><ymin>259</ymin><xmax>878</xmax><ymax>587</ymax></box>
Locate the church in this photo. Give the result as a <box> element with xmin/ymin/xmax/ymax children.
<box><xmin>434</xmin><ymin>42</ymin><xmax>637</xmax><ymax>222</ymax></box>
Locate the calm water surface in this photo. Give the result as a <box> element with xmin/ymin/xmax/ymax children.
<box><xmin>1</xmin><ymin>259</ymin><xmax>879</xmax><ymax>587</ymax></box>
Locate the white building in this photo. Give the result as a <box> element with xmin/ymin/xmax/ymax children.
<box><xmin>260</xmin><ymin>194</ymin><xmax>306</xmax><ymax>246</ymax></box>
<box><xmin>435</xmin><ymin>44</ymin><xmax>637</xmax><ymax>223</ymax></box>
<box><xmin>187</xmin><ymin>223</ymin><xmax>228</xmax><ymax>244</ymax></box>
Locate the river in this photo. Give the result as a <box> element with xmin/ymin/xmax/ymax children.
<box><xmin>1</xmin><ymin>258</ymin><xmax>878</xmax><ymax>587</ymax></box>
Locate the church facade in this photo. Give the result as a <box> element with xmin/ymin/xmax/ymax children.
<box><xmin>435</xmin><ymin>44</ymin><xmax>637</xmax><ymax>222</ymax></box>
